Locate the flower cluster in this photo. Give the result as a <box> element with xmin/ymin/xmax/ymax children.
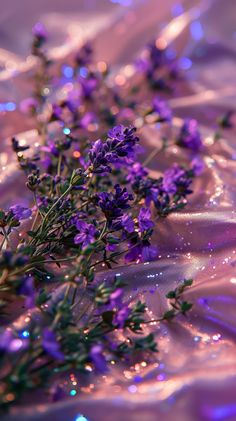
<box><xmin>177</xmin><ymin>118</ymin><xmax>202</xmax><ymax>151</ymax></box>
<box><xmin>136</xmin><ymin>40</ymin><xmax>178</xmax><ymax>89</ymax></box>
<box><xmin>89</xmin><ymin>125</ymin><xmax>139</xmax><ymax>173</ymax></box>
<box><xmin>152</xmin><ymin>97</ymin><xmax>172</xmax><ymax>122</ymax></box>
<box><xmin>0</xmin><ymin>25</ymin><xmax>206</xmax><ymax>411</ymax></box>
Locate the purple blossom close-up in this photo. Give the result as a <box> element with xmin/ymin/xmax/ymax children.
<box><xmin>177</xmin><ymin>118</ymin><xmax>203</xmax><ymax>151</ymax></box>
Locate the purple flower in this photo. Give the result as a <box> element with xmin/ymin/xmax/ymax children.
<box><xmin>50</xmin><ymin>104</ymin><xmax>63</xmax><ymax>122</ymax></box>
<box><xmin>88</xmin><ymin>139</ymin><xmax>110</xmax><ymax>173</ymax></box>
<box><xmin>80</xmin><ymin>111</ymin><xmax>97</xmax><ymax>129</ymax></box>
<box><xmin>121</xmin><ymin>214</ymin><xmax>134</xmax><ymax>233</ymax></box>
<box><xmin>125</xmin><ymin>240</ymin><xmax>158</xmax><ymax>263</ymax></box>
<box><xmin>42</xmin><ymin>328</ymin><xmax>64</xmax><ymax>361</ymax></box>
<box><xmin>42</xmin><ymin>141</ymin><xmax>59</xmax><ymax>157</ymax></box>
<box><xmin>32</xmin><ymin>22</ymin><xmax>48</xmax><ymax>42</ymax></box>
<box><xmin>89</xmin><ymin>125</ymin><xmax>139</xmax><ymax>174</ymax></box>
<box><xmin>19</xmin><ymin>276</ymin><xmax>35</xmax><ymax>309</ymax></box>
<box><xmin>90</xmin><ymin>345</ymin><xmax>107</xmax><ymax>373</ymax></box>
<box><xmin>162</xmin><ymin>164</ymin><xmax>187</xmax><ymax>194</ymax></box>
<box><xmin>138</xmin><ymin>207</ymin><xmax>154</xmax><ymax>232</ymax></box>
<box><xmin>191</xmin><ymin>156</ymin><xmax>205</xmax><ymax>176</ymax></box>
<box><xmin>97</xmin><ymin>185</ymin><xmax>133</xmax><ymax>221</ymax></box>
<box><xmin>20</xmin><ymin>97</ymin><xmax>38</xmax><ymax>115</ymax></box>
<box><xmin>141</xmin><ymin>243</ymin><xmax>158</xmax><ymax>262</ymax></box>
<box><xmin>130</xmin><ymin>174</ymin><xmax>160</xmax><ymax>207</ymax></box>
<box><xmin>152</xmin><ymin>97</ymin><xmax>172</xmax><ymax>122</ymax></box>
<box><xmin>75</xmin><ymin>42</ymin><xmax>93</xmax><ymax>67</ymax></box>
<box><xmin>41</xmin><ymin>156</ymin><xmax>52</xmax><ymax>171</ymax></box>
<box><xmin>0</xmin><ymin>330</ymin><xmax>13</xmax><ymax>351</ymax></box>
<box><xmin>177</xmin><ymin>119</ymin><xmax>202</xmax><ymax>151</ymax></box>
<box><xmin>109</xmin><ymin>288</ymin><xmax>124</xmax><ymax>308</ymax></box>
<box><xmin>61</xmin><ymin>99</ymin><xmax>78</xmax><ymax>117</ymax></box>
<box><xmin>107</xmin><ymin>125</ymin><xmax>139</xmax><ymax>159</ymax></box>
<box><xmin>106</xmin><ymin>243</ymin><xmax>116</xmax><ymax>252</ymax></box>
<box><xmin>136</xmin><ymin>41</ymin><xmax>178</xmax><ymax>88</ymax></box>
<box><xmin>125</xmin><ymin>242</ymin><xmax>143</xmax><ymax>263</ymax></box>
<box><xmin>113</xmin><ymin>305</ymin><xmax>130</xmax><ymax>328</ymax></box>
<box><xmin>145</xmin><ymin>187</ymin><xmax>160</xmax><ymax>207</ymax></box>
<box><xmin>10</xmin><ymin>205</ymin><xmax>32</xmax><ymax>220</ymax></box>
<box><xmin>42</xmin><ymin>137</ymin><xmax>72</xmax><ymax>157</ymax></box>
<box><xmin>79</xmin><ymin>75</ymin><xmax>98</xmax><ymax>99</ymax></box>
<box><xmin>137</xmin><ymin>41</ymin><xmax>173</xmax><ymax>75</ymax></box>
<box><xmin>74</xmin><ymin>220</ymin><xmax>97</xmax><ymax>248</ymax></box>
<box><xmin>148</xmin><ymin>42</ymin><xmax>166</xmax><ymax>69</ymax></box>
<box><xmin>105</xmin><ymin>287</ymin><xmax>131</xmax><ymax>328</ymax></box>
<box><xmin>135</xmin><ymin>57</ymin><xmax>150</xmax><ymax>73</ymax></box>
<box><xmin>127</xmin><ymin>162</ymin><xmax>148</xmax><ymax>183</ymax></box>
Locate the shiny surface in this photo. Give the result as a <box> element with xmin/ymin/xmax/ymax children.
<box><xmin>1</xmin><ymin>0</ymin><xmax>236</xmax><ymax>420</ymax></box>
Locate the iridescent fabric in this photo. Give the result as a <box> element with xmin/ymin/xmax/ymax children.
<box><xmin>1</xmin><ymin>1</ymin><xmax>236</xmax><ymax>420</ymax></box>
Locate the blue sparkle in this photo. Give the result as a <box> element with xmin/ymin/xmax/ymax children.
<box><xmin>75</xmin><ymin>415</ymin><xmax>89</xmax><ymax>421</ymax></box>
<box><xmin>62</xmin><ymin>65</ymin><xmax>74</xmax><ymax>78</ymax></box>
<box><xmin>205</xmin><ymin>404</ymin><xmax>236</xmax><ymax>420</ymax></box>
<box><xmin>5</xmin><ymin>102</ymin><xmax>16</xmax><ymax>111</ymax></box>
<box><xmin>190</xmin><ymin>21</ymin><xmax>204</xmax><ymax>41</ymax></box>
<box><xmin>134</xmin><ymin>375</ymin><xmax>142</xmax><ymax>383</ymax></box>
<box><xmin>63</xmin><ymin>127</ymin><xmax>71</xmax><ymax>135</ymax></box>
<box><xmin>128</xmin><ymin>384</ymin><xmax>137</xmax><ymax>393</ymax></box>
<box><xmin>70</xmin><ymin>389</ymin><xmax>77</xmax><ymax>396</ymax></box>
<box><xmin>179</xmin><ymin>57</ymin><xmax>192</xmax><ymax>70</ymax></box>
<box><xmin>79</xmin><ymin>67</ymin><xmax>88</xmax><ymax>78</ymax></box>
<box><xmin>21</xmin><ymin>330</ymin><xmax>30</xmax><ymax>338</ymax></box>
<box><xmin>193</xmin><ymin>336</ymin><xmax>201</xmax><ymax>342</ymax></box>
<box><xmin>172</xmin><ymin>4</ymin><xmax>184</xmax><ymax>17</ymax></box>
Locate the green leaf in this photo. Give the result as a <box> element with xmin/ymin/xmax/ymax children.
<box><xmin>36</xmin><ymin>289</ymin><xmax>50</xmax><ymax>305</ymax></box>
<box><xmin>27</xmin><ymin>230</ymin><xmax>37</xmax><ymax>238</ymax></box>
<box><xmin>166</xmin><ymin>290</ymin><xmax>176</xmax><ymax>299</ymax></box>
<box><xmin>180</xmin><ymin>301</ymin><xmax>193</xmax><ymax>314</ymax></box>
<box><xmin>163</xmin><ymin>309</ymin><xmax>176</xmax><ymax>320</ymax></box>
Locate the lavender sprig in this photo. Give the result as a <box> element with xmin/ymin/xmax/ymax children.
<box><xmin>0</xmin><ymin>27</ymin><xmax>201</xmax><ymax>411</ymax></box>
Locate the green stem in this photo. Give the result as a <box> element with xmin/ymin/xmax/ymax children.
<box><xmin>52</xmin><ymin>283</ymin><xmax>72</xmax><ymax>329</ymax></box>
<box><xmin>56</xmin><ymin>154</ymin><xmax>62</xmax><ymax>196</ymax></box>
<box><xmin>38</xmin><ymin>184</ymin><xmax>72</xmax><ymax>239</ymax></box>
<box><xmin>0</xmin><ymin>226</ymin><xmax>11</xmax><ymax>252</ymax></box>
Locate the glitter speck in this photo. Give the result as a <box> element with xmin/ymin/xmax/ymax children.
<box><xmin>63</xmin><ymin>127</ymin><xmax>71</xmax><ymax>135</ymax></box>
<box><xmin>212</xmin><ymin>333</ymin><xmax>221</xmax><ymax>342</ymax></box>
<box><xmin>70</xmin><ymin>389</ymin><xmax>77</xmax><ymax>396</ymax></box>
<box><xmin>128</xmin><ymin>384</ymin><xmax>137</xmax><ymax>393</ymax></box>
<box><xmin>63</xmin><ymin>65</ymin><xmax>74</xmax><ymax>78</ymax></box>
<box><xmin>21</xmin><ymin>330</ymin><xmax>29</xmax><ymax>338</ymax></box>
<box><xmin>75</xmin><ymin>415</ymin><xmax>89</xmax><ymax>421</ymax></box>
<box><xmin>5</xmin><ymin>102</ymin><xmax>16</xmax><ymax>112</ymax></box>
<box><xmin>73</xmin><ymin>151</ymin><xmax>81</xmax><ymax>158</ymax></box>
<box><xmin>194</xmin><ymin>336</ymin><xmax>201</xmax><ymax>342</ymax></box>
